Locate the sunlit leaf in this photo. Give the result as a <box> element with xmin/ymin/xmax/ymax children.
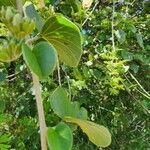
<box><xmin>41</xmin><ymin>14</ymin><xmax>82</xmax><ymax>67</ymax></box>
<box><xmin>64</xmin><ymin>117</ymin><xmax>111</xmax><ymax>148</ymax></box>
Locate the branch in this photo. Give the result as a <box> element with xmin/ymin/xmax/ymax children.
<box><xmin>57</xmin><ymin>58</ymin><xmax>61</xmax><ymax>86</ymax></box>
<box><xmin>16</xmin><ymin>0</ymin><xmax>23</xmax><ymax>16</ymax></box>
<box><xmin>16</xmin><ymin>0</ymin><xmax>47</xmax><ymax>149</ymax></box>
<box><xmin>82</xmin><ymin>1</ymin><xmax>99</xmax><ymax>26</ymax></box>
<box><xmin>32</xmin><ymin>74</ymin><xmax>47</xmax><ymax>150</ymax></box>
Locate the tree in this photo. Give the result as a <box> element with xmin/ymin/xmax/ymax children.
<box><xmin>0</xmin><ymin>0</ymin><xmax>150</xmax><ymax>150</ymax></box>
<box><xmin>0</xmin><ymin>0</ymin><xmax>111</xmax><ymax>150</ymax></box>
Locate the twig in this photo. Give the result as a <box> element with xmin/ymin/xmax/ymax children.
<box><xmin>25</xmin><ymin>35</ymin><xmax>40</xmax><ymax>45</ymax></box>
<box><xmin>57</xmin><ymin>58</ymin><xmax>61</xmax><ymax>86</ymax></box>
<box><xmin>64</xmin><ymin>69</ymin><xmax>71</xmax><ymax>100</ymax></box>
<box><xmin>129</xmin><ymin>72</ymin><xmax>150</xmax><ymax>98</ymax></box>
<box><xmin>82</xmin><ymin>1</ymin><xmax>99</xmax><ymax>26</ymax></box>
<box><xmin>111</xmin><ymin>0</ymin><xmax>115</xmax><ymax>50</ymax></box>
<box><xmin>16</xmin><ymin>0</ymin><xmax>23</xmax><ymax>16</ymax></box>
<box><xmin>122</xmin><ymin>81</ymin><xmax>150</xmax><ymax>114</ymax></box>
<box><xmin>124</xmin><ymin>74</ymin><xmax>150</xmax><ymax>100</ymax></box>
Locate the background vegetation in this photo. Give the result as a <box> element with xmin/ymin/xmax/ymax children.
<box><xmin>0</xmin><ymin>0</ymin><xmax>150</xmax><ymax>149</ymax></box>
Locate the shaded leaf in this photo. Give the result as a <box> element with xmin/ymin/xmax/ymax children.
<box><xmin>47</xmin><ymin>122</ymin><xmax>73</xmax><ymax>150</ymax></box>
<box><xmin>0</xmin><ymin>100</ymin><xmax>5</xmax><ymax>113</ymax></box>
<box><xmin>22</xmin><ymin>44</ymin><xmax>42</xmax><ymax>78</ymax></box>
<box><xmin>64</xmin><ymin>117</ymin><xmax>111</xmax><ymax>148</ymax></box>
<box><xmin>25</xmin><ymin>3</ymin><xmax>44</xmax><ymax>32</ymax></box>
<box><xmin>128</xmin><ymin>24</ymin><xmax>136</xmax><ymax>33</ymax></box>
<box><xmin>136</xmin><ymin>33</ymin><xmax>144</xmax><ymax>49</ymax></box>
<box><xmin>121</xmin><ymin>50</ymin><xmax>133</xmax><ymax>61</ymax></box>
<box><xmin>50</xmin><ymin>87</ymin><xmax>77</xmax><ymax>118</ymax></box>
<box><xmin>22</xmin><ymin>41</ymin><xmax>57</xmax><ymax>80</ymax></box>
<box><xmin>115</xmin><ymin>29</ymin><xmax>126</xmax><ymax>44</ymax></box>
<box><xmin>41</xmin><ymin>14</ymin><xmax>82</xmax><ymax>67</ymax></box>
<box><xmin>143</xmin><ymin>0</ymin><xmax>150</xmax><ymax>13</ymax></box>
<box><xmin>33</xmin><ymin>41</ymin><xmax>57</xmax><ymax>79</ymax></box>
<box><xmin>50</xmin><ymin>86</ymin><xmax>88</xmax><ymax>119</ymax></box>
<box><xmin>0</xmin><ymin>72</ymin><xmax>6</xmax><ymax>82</ymax></box>
<box><xmin>130</xmin><ymin>63</ymin><xmax>139</xmax><ymax>73</ymax></box>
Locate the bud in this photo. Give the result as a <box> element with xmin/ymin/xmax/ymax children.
<box><xmin>27</xmin><ymin>20</ymin><xmax>35</xmax><ymax>34</ymax></box>
<box><xmin>82</xmin><ymin>0</ymin><xmax>93</xmax><ymax>9</ymax></box>
<box><xmin>0</xmin><ymin>38</ymin><xmax>22</xmax><ymax>62</ymax></box>
<box><xmin>12</xmin><ymin>14</ymin><xmax>22</xmax><ymax>26</ymax></box>
<box><xmin>22</xmin><ymin>18</ymin><xmax>30</xmax><ymax>33</ymax></box>
<box><xmin>0</xmin><ymin>6</ymin><xmax>5</xmax><ymax>18</ymax></box>
<box><xmin>21</xmin><ymin>18</ymin><xmax>35</xmax><ymax>37</ymax></box>
<box><xmin>5</xmin><ymin>7</ymin><xmax>13</xmax><ymax>21</ymax></box>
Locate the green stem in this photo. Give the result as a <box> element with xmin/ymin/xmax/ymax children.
<box><xmin>57</xmin><ymin>58</ymin><xmax>61</xmax><ymax>86</ymax></box>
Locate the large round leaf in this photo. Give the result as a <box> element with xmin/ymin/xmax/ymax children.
<box><xmin>22</xmin><ymin>41</ymin><xmax>57</xmax><ymax>80</ymax></box>
<box><xmin>41</xmin><ymin>14</ymin><xmax>82</xmax><ymax>67</ymax></box>
<box><xmin>47</xmin><ymin>122</ymin><xmax>73</xmax><ymax>150</ymax></box>
<box><xmin>64</xmin><ymin>117</ymin><xmax>111</xmax><ymax>148</ymax></box>
<box><xmin>50</xmin><ymin>86</ymin><xmax>88</xmax><ymax>120</ymax></box>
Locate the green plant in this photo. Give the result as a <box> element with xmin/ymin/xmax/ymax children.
<box><xmin>0</xmin><ymin>0</ymin><xmax>111</xmax><ymax>150</ymax></box>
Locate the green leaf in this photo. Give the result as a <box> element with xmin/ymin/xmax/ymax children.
<box><xmin>50</xmin><ymin>87</ymin><xmax>76</xmax><ymax>118</ymax></box>
<box><xmin>0</xmin><ymin>114</ymin><xmax>7</xmax><ymax>124</ymax></box>
<box><xmin>0</xmin><ymin>143</ymin><xmax>11</xmax><ymax>149</ymax></box>
<box><xmin>136</xmin><ymin>33</ymin><xmax>144</xmax><ymax>49</ymax></box>
<box><xmin>22</xmin><ymin>41</ymin><xmax>57</xmax><ymax>80</ymax></box>
<box><xmin>121</xmin><ymin>50</ymin><xmax>133</xmax><ymax>61</ymax></box>
<box><xmin>128</xmin><ymin>24</ymin><xmax>136</xmax><ymax>33</ymax></box>
<box><xmin>33</xmin><ymin>41</ymin><xmax>57</xmax><ymax>79</ymax></box>
<box><xmin>50</xmin><ymin>86</ymin><xmax>88</xmax><ymax>119</ymax></box>
<box><xmin>0</xmin><ymin>72</ymin><xmax>6</xmax><ymax>82</ymax></box>
<box><xmin>41</xmin><ymin>14</ymin><xmax>82</xmax><ymax>67</ymax></box>
<box><xmin>47</xmin><ymin>122</ymin><xmax>73</xmax><ymax>150</ymax></box>
<box><xmin>115</xmin><ymin>29</ymin><xmax>126</xmax><ymax>44</ymax></box>
<box><xmin>72</xmin><ymin>101</ymin><xmax>88</xmax><ymax>120</ymax></box>
<box><xmin>22</xmin><ymin>44</ymin><xmax>42</xmax><ymax>78</ymax></box>
<box><xmin>0</xmin><ymin>0</ymin><xmax>16</xmax><ymax>7</ymax></box>
<box><xmin>64</xmin><ymin>117</ymin><xmax>111</xmax><ymax>148</ymax></box>
<box><xmin>25</xmin><ymin>3</ymin><xmax>44</xmax><ymax>32</ymax></box>
<box><xmin>130</xmin><ymin>63</ymin><xmax>139</xmax><ymax>73</ymax></box>
<box><xmin>0</xmin><ymin>134</ymin><xmax>11</xmax><ymax>143</ymax></box>
<box><xmin>0</xmin><ymin>100</ymin><xmax>5</xmax><ymax>113</ymax></box>
<box><xmin>143</xmin><ymin>0</ymin><xmax>150</xmax><ymax>13</ymax></box>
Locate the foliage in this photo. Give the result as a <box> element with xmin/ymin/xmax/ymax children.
<box><xmin>0</xmin><ymin>0</ymin><xmax>150</xmax><ymax>150</ymax></box>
